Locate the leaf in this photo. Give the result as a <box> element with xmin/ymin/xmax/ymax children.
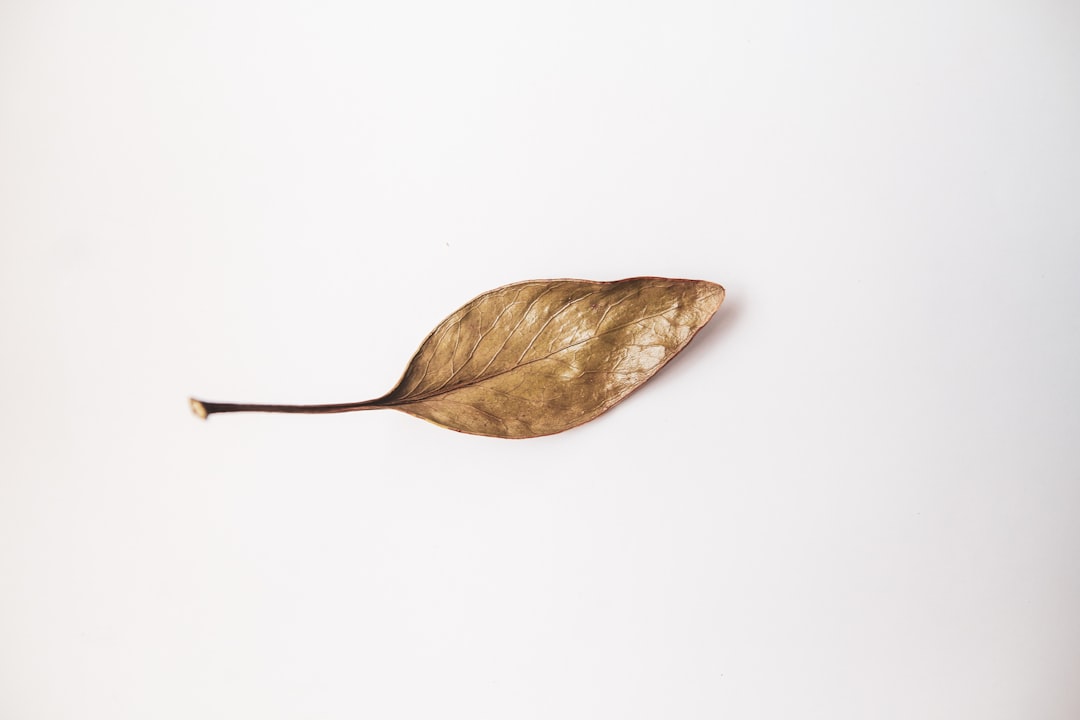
<box><xmin>191</xmin><ymin>276</ymin><xmax>725</xmax><ymax>438</ymax></box>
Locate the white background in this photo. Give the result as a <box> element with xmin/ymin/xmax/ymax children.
<box><xmin>2</xmin><ymin>1</ymin><xmax>1079</xmax><ymax>718</ymax></box>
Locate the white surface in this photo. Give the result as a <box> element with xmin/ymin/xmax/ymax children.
<box><xmin>2</xmin><ymin>1</ymin><xmax>1079</xmax><ymax>718</ymax></box>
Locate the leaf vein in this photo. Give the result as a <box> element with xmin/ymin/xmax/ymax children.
<box><xmin>390</xmin><ymin>305</ymin><xmax>683</xmax><ymax>406</ymax></box>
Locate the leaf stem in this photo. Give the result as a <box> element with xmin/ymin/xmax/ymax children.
<box><xmin>189</xmin><ymin>397</ymin><xmax>383</xmax><ymax>419</ymax></box>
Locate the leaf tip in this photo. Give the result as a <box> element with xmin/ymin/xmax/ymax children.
<box><xmin>189</xmin><ymin>398</ymin><xmax>209</xmax><ymax>420</ymax></box>
<box><xmin>699</xmin><ymin>281</ymin><xmax>725</xmax><ymax>312</ymax></box>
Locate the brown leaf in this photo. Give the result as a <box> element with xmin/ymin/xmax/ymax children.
<box><xmin>190</xmin><ymin>277</ymin><xmax>725</xmax><ymax>438</ymax></box>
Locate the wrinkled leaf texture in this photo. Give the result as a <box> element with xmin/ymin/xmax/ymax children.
<box><xmin>192</xmin><ymin>277</ymin><xmax>724</xmax><ymax>438</ymax></box>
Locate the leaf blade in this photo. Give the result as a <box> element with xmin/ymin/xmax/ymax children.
<box><xmin>382</xmin><ymin>277</ymin><xmax>724</xmax><ymax>438</ymax></box>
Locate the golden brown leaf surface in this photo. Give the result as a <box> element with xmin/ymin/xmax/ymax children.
<box><xmin>378</xmin><ymin>277</ymin><xmax>724</xmax><ymax>437</ymax></box>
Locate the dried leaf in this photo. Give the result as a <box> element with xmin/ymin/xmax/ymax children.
<box><xmin>191</xmin><ymin>276</ymin><xmax>725</xmax><ymax>438</ymax></box>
